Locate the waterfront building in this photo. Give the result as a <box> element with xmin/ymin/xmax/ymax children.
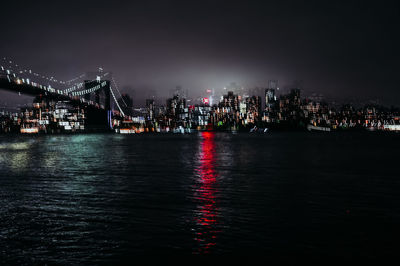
<box><xmin>245</xmin><ymin>96</ymin><xmax>262</xmax><ymax>125</ymax></box>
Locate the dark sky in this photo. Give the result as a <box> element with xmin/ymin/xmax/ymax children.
<box><xmin>1</xmin><ymin>0</ymin><xmax>399</xmax><ymax>105</ymax></box>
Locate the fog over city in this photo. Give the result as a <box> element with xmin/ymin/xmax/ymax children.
<box><xmin>1</xmin><ymin>0</ymin><xmax>399</xmax><ymax>106</ymax></box>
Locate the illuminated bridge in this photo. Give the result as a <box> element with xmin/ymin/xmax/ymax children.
<box><xmin>0</xmin><ymin>57</ymin><xmax>128</xmax><ymax>129</ymax></box>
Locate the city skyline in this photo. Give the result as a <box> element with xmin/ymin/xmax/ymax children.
<box><xmin>0</xmin><ymin>0</ymin><xmax>399</xmax><ymax>105</ymax></box>
<box><xmin>2</xmin><ymin>1</ymin><xmax>400</xmax><ymax>262</ymax></box>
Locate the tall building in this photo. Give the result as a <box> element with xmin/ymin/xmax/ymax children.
<box><xmin>263</xmin><ymin>88</ymin><xmax>277</xmax><ymax>123</ymax></box>
<box><xmin>246</xmin><ymin>96</ymin><xmax>262</xmax><ymax>124</ymax></box>
<box><xmin>220</xmin><ymin>91</ymin><xmax>240</xmax><ymax>111</ymax></box>
<box><xmin>191</xmin><ymin>105</ymin><xmax>212</xmax><ymax>128</ymax></box>
<box><xmin>289</xmin><ymin>88</ymin><xmax>301</xmax><ymax>107</ymax></box>
<box><xmin>166</xmin><ymin>94</ymin><xmax>189</xmax><ymax>128</ymax></box>
<box><xmin>277</xmin><ymin>88</ymin><xmax>302</xmax><ymax>121</ymax></box>
<box><xmin>265</xmin><ymin>88</ymin><xmax>276</xmax><ymax>108</ymax></box>
<box><xmin>215</xmin><ymin>91</ymin><xmax>241</xmax><ymax>128</ymax></box>
<box><xmin>145</xmin><ymin>99</ymin><xmax>155</xmax><ymax>121</ymax></box>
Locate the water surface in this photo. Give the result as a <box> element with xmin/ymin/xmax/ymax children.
<box><xmin>1</xmin><ymin>132</ymin><xmax>400</xmax><ymax>263</ymax></box>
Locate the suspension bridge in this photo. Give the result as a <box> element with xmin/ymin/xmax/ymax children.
<box><xmin>0</xmin><ymin>57</ymin><xmax>128</xmax><ymax>130</ymax></box>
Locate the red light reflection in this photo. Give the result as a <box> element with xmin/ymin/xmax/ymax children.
<box><xmin>193</xmin><ymin>131</ymin><xmax>220</xmax><ymax>254</ymax></box>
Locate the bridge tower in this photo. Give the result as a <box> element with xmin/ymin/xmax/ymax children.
<box><xmin>83</xmin><ymin>79</ymin><xmax>112</xmax><ymax>131</ymax></box>
<box><xmin>84</xmin><ymin>80</ymin><xmax>111</xmax><ymax>110</ymax></box>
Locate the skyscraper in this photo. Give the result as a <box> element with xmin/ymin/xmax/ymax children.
<box><xmin>246</xmin><ymin>96</ymin><xmax>262</xmax><ymax>124</ymax></box>
<box><xmin>146</xmin><ymin>99</ymin><xmax>155</xmax><ymax>121</ymax></box>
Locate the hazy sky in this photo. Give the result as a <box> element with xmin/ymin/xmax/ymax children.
<box><xmin>1</xmin><ymin>0</ymin><xmax>399</xmax><ymax>105</ymax></box>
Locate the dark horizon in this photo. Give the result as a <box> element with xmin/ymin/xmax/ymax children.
<box><xmin>1</xmin><ymin>0</ymin><xmax>399</xmax><ymax>106</ymax></box>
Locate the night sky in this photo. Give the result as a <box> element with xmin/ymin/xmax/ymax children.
<box><xmin>1</xmin><ymin>0</ymin><xmax>399</xmax><ymax>105</ymax></box>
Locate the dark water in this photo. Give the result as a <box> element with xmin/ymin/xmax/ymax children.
<box><xmin>1</xmin><ymin>132</ymin><xmax>400</xmax><ymax>263</ymax></box>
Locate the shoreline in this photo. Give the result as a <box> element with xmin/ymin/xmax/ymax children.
<box><xmin>1</xmin><ymin>128</ymin><xmax>399</xmax><ymax>136</ymax></box>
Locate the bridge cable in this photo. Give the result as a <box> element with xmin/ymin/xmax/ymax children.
<box><xmin>111</xmin><ymin>76</ymin><xmax>128</xmax><ymax>107</ymax></box>
<box><xmin>110</xmin><ymin>85</ymin><xmax>125</xmax><ymax>117</ymax></box>
<box><xmin>1</xmin><ymin>57</ymin><xmax>86</xmax><ymax>86</ymax></box>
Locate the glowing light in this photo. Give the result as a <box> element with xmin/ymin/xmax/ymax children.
<box><xmin>193</xmin><ymin>132</ymin><xmax>220</xmax><ymax>254</ymax></box>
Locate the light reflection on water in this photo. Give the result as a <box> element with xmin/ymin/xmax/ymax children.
<box><xmin>192</xmin><ymin>132</ymin><xmax>221</xmax><ymax>254</ymax></box>
<box><xmin>0</xmin><ymin>140</ymin><xmax>33</xmax><ymax>172</ymax></box>
<box><xmin>0</xmin><ymin>132</ymin><xmax>400</xmax><ymax>262</ymax></box>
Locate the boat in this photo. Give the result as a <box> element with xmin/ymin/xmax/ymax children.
<box><xmin>20</xmin><ymin>127</ymin><xmax>39</xmax><ymax>134</ymax></box>
<box><xmin>115</xmin><ymin>119</ymin><xmax>137</xmax><ymax>134</ymax></box>
<box><xmin>383</xmin><ymin>125</ymin><xmax>400</xmax><ymax>131</ymax></box>
<box><xmin>250</xmin><ymin>126</ymin><xmax>268</xmax><ymax>133</ymax></box>
<box><xmin>172</xmin><ymin>126</ymin><xmax>185</xmax><ymax>134</ymax></box>
<box><xmin>118</xmin><ymin>128</ymin><xmax>136</xmax><ymax>134</ymax></box>
<box><xmin>307</xmin><ymin>124</ymin><xmax>331</xmax><ymax>132</ymax></box>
